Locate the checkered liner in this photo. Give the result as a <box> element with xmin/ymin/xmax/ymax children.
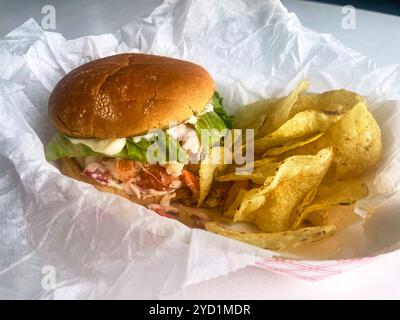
<box><xmin>255</xmin><ymin>257</ymin><xmax>375</xmax><ymax>281</ymax></box>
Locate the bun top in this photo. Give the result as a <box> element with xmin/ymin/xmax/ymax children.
<box><xmin>48</xmin><ymin>53</ymin><xmax>215</xmax><ymax>138</ymax></box>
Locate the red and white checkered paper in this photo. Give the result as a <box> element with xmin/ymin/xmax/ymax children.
<box><xmin>254</xmin><ymin>257</ymin><xmax>376</xmax><ymax>282</ymax></box>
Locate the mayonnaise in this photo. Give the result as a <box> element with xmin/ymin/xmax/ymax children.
<box><xmin>186</xmin><ymin>115</ymin><xmax>198</xmax><ymax>124</ymax></box>
<box><xmin>68</xmin><ymin>137</ymin><xmax>126</xmax><ymax>155</ymax></box>
<box><xmin>183</xmin><ymin>100</ymin><xmax>214</xmax><ymax>125</ymax></box>
<box><xmin>200</xmin><ymin>101</ymin><xmax>214</xmax><ymax>114</ymax></box>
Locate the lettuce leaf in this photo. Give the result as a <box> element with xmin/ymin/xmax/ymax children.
<box><xmin>212</xmin><ymin>91</ymin><xmax>233</xmax><ymax>129</ymax></box>
<box><xmin>45</xmin><ymin>133</ymin><xmax>152</xmax><ymax>162</ymax></box>
<box><xmin>45</xmin><ymin>132</ymin><xmax>189</xmax><ymax>163</ymax></box>
<box><xmin>194</xmin><ymin>111</ymin><xmax>228</xmax><ymax>150</ymax></box>
<box><xmin>45</xmin><ymin>133</ymin><xmax>99</xmax><ymax>161</ymax></box>
<box><xmin>117</xmin><ymin>138</ymin><xmax>153</xmax><ymax>162</ymax></box>
<box><xmin>124</xmin><ymin>133</ymin><xmax>188</xmax><ymax>163</ymax></box>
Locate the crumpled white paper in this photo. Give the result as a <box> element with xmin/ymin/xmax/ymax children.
<box><xmin>1</xmin><ymin>0</ymin><xmax>400</xmax><ymax>299</ymax></box>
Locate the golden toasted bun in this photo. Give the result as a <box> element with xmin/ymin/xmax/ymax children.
<box><xmin>49</xmin><ymin>53</ymin><xmax>215</xmax><ymax>138</ymax></box>
<box><xmin>59</xmin><ymin>158</ymin><xmax>160</xmax><ymax>206</ymax></box>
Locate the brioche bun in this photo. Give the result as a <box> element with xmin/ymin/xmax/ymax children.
<box><xmin>49</xmin><ymin>53</ymin><xmax>215</xmax><ymax>139</ymax></box>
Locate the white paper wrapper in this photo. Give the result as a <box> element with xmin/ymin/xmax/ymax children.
<box><xmin>1</xmin><ymin>0</ymin><xmax>400</xmax><ymax>298</ymax></box>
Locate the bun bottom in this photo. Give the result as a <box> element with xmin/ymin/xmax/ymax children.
<box><xmin>59</xmin><ymin>158</ymin><xmax>159</xmax><ymax>206</ymax></box>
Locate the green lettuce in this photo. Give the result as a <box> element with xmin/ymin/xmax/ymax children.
<box><xmin>194</xmin><ymin>110</ymin><xmax>228</xmax><ymax>150</ymax></box>
<box><xmin>116</xmin><ymin>138</ymin><xmax>153</xmax><ymax>162</ymax></box>
<box><xmin>45</xmin><ymin>133</ymin><xmax>99</xmax><ymax>161</ymax></box>
<box><xmin>212</xmin><ymin>91</ymin><xmax>233</xmax><ymax>129</ymax></box>
<box><xmin>126</xmin><ymin>133</ymin><xmax>188</xmax><ymax>163</ymax></box>
<box><xmin>45</xmin><ymin>132</ymin><xmax>189</xmax><ymax>163</ymax></box>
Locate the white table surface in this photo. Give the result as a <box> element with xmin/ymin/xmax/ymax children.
<box><xmin>2</xmin><ymin>0</ymin><xmax>400</xmax><ymax>299</ymax></box>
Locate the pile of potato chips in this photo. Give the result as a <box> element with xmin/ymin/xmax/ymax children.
<box><xmin>203</xmin><ymin>80</ymin><xmax>382</xmax><ymax>251</ymax></box>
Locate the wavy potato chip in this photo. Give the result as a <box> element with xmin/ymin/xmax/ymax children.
<box><xmin>217</xmin><ymin>160</ymin><xmax>280</xmax><ymax>184</ymax></box>
<box><xmin>291</xmin><ymin>89</ymin><xmax>364</xmax><ymax>117</ymax></box>
<box><xmin>234</xmin><ymin>97</ymin><xmax>282</xmax><ymax>131</ymax></box>
<box><xmin>263</xmin><ymin>132</ymin><xmax>324</xmax><ymax>157</ymax></box>
<box><xmin>231</xmin><ymin>172</ymin><xmax>277</xmax><ymax>223</ymax></box>
<box><xmin>198</xmin><ymin>146</ymin><xmax>226</xmax><ymax>206</ymax></box>
<box><xmin>292</xmin><ymin>178</ymin><xmax>368</xmax><ymax>229</ymax></box>
<box><xmin>324</xmin><ymin>102</ymin><xmax>381</xmax><ymax>179</ymax></box>
<box><xmin>251</xmin><ymin>148</ymin><xmax>334</xmax><ymax>232</ymax></box>
<box><xmin>308</xmin><ymin>178</ymin><xmax>367</xmax><ymax>211</ymax></box>
<box><xmin>280</xmin><ymin>101</ymin><xmax>382</xmax><ymax>179</ymax></box>
<box><xmin>233</xmin><ymin>188</ymin><xmax>268</xmax><ymax>223</ymax></box>
<box><xmin>224</xmin><ymin>188</ymin><xmax>248</xmax><ymax>219</ymax></box>
<box><xmin>205</xmin><ymin>222</ymin><xmax>336</xmax><ymax>251</ymax></box>
<box><xmin>216</xmin><ymin>172</ymin><xmax>256</xmax><ymax>183</ymax></box>
<box><xmin>252</xmin><ymin>158</ymin><xmax>278</xmax><ymax>167</ymax></box>
<box><xmin>306</xmin><ymin>210</ymin><xmax>328</xmax><ymax>226</ymax></box>
<box><xmin>256</xmin><ymin>80</ymin><xmax>310</xmax><ymax>137</ymax></box>
<box><xmin>222</xmin><ymin>180</ymin><xmax>249</xmax><ymax>211</ymax></box>
<box><xmin>254</xmin><ymin>110</ymin><xmax>339</xmax><ymax>154</ymax></box>
<box><xmin>234</xmin><ymin>85</ymin><xmax>362</xmax><ymax>137</ymax></box>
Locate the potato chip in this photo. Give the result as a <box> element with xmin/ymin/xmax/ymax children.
<box><xmin>234</xmin><ymin>86</ymin><xmax>361</xmax><ymax>137</ymax></box>
<box><xmin>250</xmin><ymin>148</ymin><xmax>334</xmax><ymax>232</ymax></box>
<box><xmin>256</xmin><ymin>80</ymin><xmax>310</xmax><ymax>137</ymax></box>
<box><xmin>263</xmin><ymin>132</ymin><xmax>324</xmax><ymax>157</ymax></box>
<box><xmin>234</xmin><ymin>97</ymin><xmax>282</xmax><ymax>131</ymax></box>
<box><xmin>252</xmin><ymin>158</ymin><xmax>278</xmax><ymax>167</ymax></box>
<box><xmin>230</xmin><ymin>170</ymin><xmax>278</xmax><ymax>223</ymax></box>
<box><xmin>280</xmin><ymin>101</ymin><xmax>382</xmax><ymax>179</ymax></box>
<box><xmin>205</xmin><ymin>222</ymin><xmax>336</xmax><ymax>251</ymax></box>
<box><xmin>198</xmin><ymin>146</ymin><xmax>226</xmax><ymax>206</ymax></box>
<box><xmin>309</xmin><ymin>178</ymin><xmax>368</xmax><ymax>210</ymax></box>
<box><xmin>222</xmin><ymin>180</ymin><xmax>249</xmax><ymax>211</ymax></box>
<box><xmin>233</xmin><ymin>188</ymin><xmax>268</xmax><ymax>223</ymax></box>
<box><xmin>292</xmin><ymin>178</ymin><xmax>368</xmax><ymax>229</ymax></box>
<box><xmin>234</xmin><ymin>149</ymin><xmax>333</xmax><ymax>231</ymax></box>
<box><xmin>216</xmin><ymin>160</ymin><xmax>280</xmax><ymax>184</ymax></box>
<box><xmin>254</xmin><ymin>110</ymin><xmax>339</xmax><ymax>154</ymax></box>
<box><xmin>224</xmin><ymin>188</ymin><xmax>248</xmax><ymax>219</ymax></box>
<box><xmin>315</xmin><ymin>205</ymin><xmax>363</xmax><ymax>229</ymax></box>
<box><xmin>325</xmin><ymin>102</ymin><xmax>381</xmax><ymax>179</ymax></box>
<box><xmin>216</xmin><ymin>172</ymin><xmax>255</xmax><ymax>183</ymax></box>
<box><xmin>290</xmin><ymin>89</ymin><xmax>364</xmax><ymax>117</ymax></box>
<box><xmin>306</xmin><ymin>211</ymin><xmax>328</xmax><ymax>226</ymax></box>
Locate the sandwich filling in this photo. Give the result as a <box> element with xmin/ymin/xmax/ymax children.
<box><xmin>46</xmin><ymin>92</ymin><xmax>233</xmax><ymax>215</ymax></box>
<box><xmin>79</xmin><ymin>157</ymin><xmax>199</xmax><ymax>213</ymax></box>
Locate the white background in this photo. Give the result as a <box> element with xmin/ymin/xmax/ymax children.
<box><xmin>1</xmin><ymin>0</ymin><xmax>400</xmax><ymax>299</ymax></box>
